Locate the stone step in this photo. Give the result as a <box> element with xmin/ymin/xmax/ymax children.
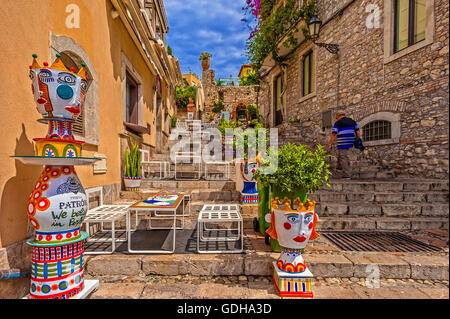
<box><xmin>86</xmin><ymin>275</ymin><xmax>449</xmax><ymax>299</ymax></box>
<box><xmin>317</xmin><ymin>217</ymin><xmax>449</xmax><ymax>231</ymax></box>
<box><xmin>315</xmin><ymin>202</ymin><xmax>449</xmax><ymax>218</ymax></box>
<box><xmin>319</xmin><ymin>179</ymin><xmax>449</xmax><ymax>192</ymax></box>
<box><xmin>310</xmin><ymin>192</ymin><xmax>449</xmax><ymax>203</ymax></box>
<box><xmin>84</xmin><ymin>251</ymin><xmax>449</xmax><ymax>280</ymax></box>
<box><xmin>140</xmin><ymin>180</ymin><xmax>236</xmax><ymax>191</ymax></box>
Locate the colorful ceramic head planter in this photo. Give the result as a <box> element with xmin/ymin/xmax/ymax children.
<box><xmin>241</xmin><ymin>160</ymin><xmax>259</xmax><ymax>182</ymax></box>
<box><xmin>29</xmin><ymin>54</ymin><xmax>88</xmax><ymax>120</ymax></box>
<box><xmin>266</xmin><ymin>197</ymin><xmax>319</xmax><ymax>249</ymax></box>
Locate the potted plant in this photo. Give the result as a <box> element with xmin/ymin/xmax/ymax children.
<box><xmin>123</xmin><ymin>139</ymin><xmax>142</xmax><ymax>191</ymax></box>
<box><xmin>199</xmin><ymin>52</ymin><xmax>212</xmax><ymax>70</ymax></box>
<box><xmin>254</xmin><ymin>143</ymin><xmax>331</xmax><ymax>297</ymax></box>
<box><xmin>170</xmin><ymin>114</ymin><xmax>177</xmax><ymax>128</ymax></box>
<box><xmin>254</xmin><ymin>143</ymin><xmax>331</xmax><ymax>251</ymax></box>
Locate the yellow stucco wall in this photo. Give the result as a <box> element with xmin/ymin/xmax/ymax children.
<box><xmin>238</xmin><ymin>65</ymin><xmax>253</xmax><ymax>79</ymax></box>
<box><xmin>0</xmin><ymin>0</ymin><xmax>173</xmax><ymax>247</ymax></box>
<box><xmin>183</xmin><ymin>74</ymin><xmax>201</xmax><ymax>87</ymax></box>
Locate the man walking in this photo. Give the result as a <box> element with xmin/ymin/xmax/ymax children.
<box><xmin>328</xmin><ymin>110</ymin><xmax>361</xmax><ymax>179</ymax></box>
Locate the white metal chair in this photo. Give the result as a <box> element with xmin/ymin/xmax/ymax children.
<box><xmin>174</xmin><ymin>151</ymin><xmax>202</xmax><ymax>180</ymax></box>
<box><xmin>83</xmin><ymin>187</ymin><xmax>129</xmax><ymax>254</ymax></box>
<box><xmin>140</xmin><ymin>149</ymin><xmax>169</xmax><ymax>180</ymax></box>
<box><xmin>197</xmin><ymin>204</ymin><xmax>243</xmax><ymax>254</ymax></box>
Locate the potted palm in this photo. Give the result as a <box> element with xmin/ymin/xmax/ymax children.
<box><xmin>199</xmin><ymin>52</ymin><xmax>212</xmax><ymax>70</ymax></box>
<box><xmin>123</xmin><ymin>139</ymin><xmax>142</xmax><ymax>191</ymax></box>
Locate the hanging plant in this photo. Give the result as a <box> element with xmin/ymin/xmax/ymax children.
<box><xmin>243</xmin><ymin>0</ymin><xmax>318</xmax><ymax>70</ymax></box>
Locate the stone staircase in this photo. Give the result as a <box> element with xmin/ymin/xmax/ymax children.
<box><xmin>312</xmin><ymin>179</ymin><xmax>449</xmax><ymax>232</ymax></box>
<box><xmin>82</xmin><ymin>124</ymin><xmax>449</xmax><ymax>287</ymax></box>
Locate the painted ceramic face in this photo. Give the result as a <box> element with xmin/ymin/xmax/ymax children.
<box><xmin>273</xmin><ymin>209</ymin><xmax>315</xmax><ymax>249</ymax></box>
<box><xmin>29</xmin><ymin>68</ymin><xmax>88</xmax><ymax>120</ymax></box>
<box><xmin>242</xmin><ymin>161</ymin><xmax>258</xmax><ymax>181</ymax></box>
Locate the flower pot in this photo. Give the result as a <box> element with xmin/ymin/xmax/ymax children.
<box><xmin>201</xmin><ymin>59</ymin><xmax>210</xmax><ymax>71</ymax></box>
<box><xmin>123</xmin><ymin>176</ymin><xmax>142</xmax><ymax>191</ymax></box>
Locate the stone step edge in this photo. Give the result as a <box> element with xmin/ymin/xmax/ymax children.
<box><xmin>84</xmin><ymin>252</ymin><xmax>449</xmax><ymax>280</ymax></box>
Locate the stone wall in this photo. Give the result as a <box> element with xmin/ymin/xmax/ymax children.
<box><xmin>258</xmin><ymin>0</ymin><xmax>449</xmax><ymax>179</ymax></box>
<box><xmin>202</xmin><ymin>69</ymin><xmax>259</xmax><ymax>120</ymax></box>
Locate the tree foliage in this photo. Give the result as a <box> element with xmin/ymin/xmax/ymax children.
<box><xmin>243</xmin><ymin>0</ymin><xmax>318</xmax><ymax>70</ymax></box>
<box><xmin>240</xmin><ymin>71</ymin><xmax>260</xmax><ymax>86</ymax></box>
<box><xmin>176</xmin><ymin>85</ymin><xmax>197</xmax><ymax>109</ymax></box>
<box><xmin>254</xmin><ymin>143</ymin><xmax>331</xmax><ymax>197</ymax></box>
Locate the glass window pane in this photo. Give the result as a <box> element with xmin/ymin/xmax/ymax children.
<box><xmin>276</xmin><ymin>76</ymin><xmax>282</xmax><ymax>111</ymax></box>
<box><xmin>414</xmin><ymin>0</ymin><xmax>426</xmax><ymax>43</ymax></box>
<box><xmin>303</xmin><ymin>54</ymin><xmax>310</xmax><ymax>95</ymax></box>
<box><xmin>395</xmin><ymin>0</ymin><xmax>410</xmax><ymax>52</ymax></box>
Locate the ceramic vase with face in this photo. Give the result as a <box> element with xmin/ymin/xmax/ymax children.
<box><xmin>29</xmin><ymin>55</ymin><xmax>88</xmax><ymax>120</ymax></box>
<box><xmin>266</xmin><ymin>197</ymin><xmax>319</xmax><ymax>273</ymax></box>
<box><xmin>27</xmin><ymin>165</ymin><xmax>88</xmax><ymax>246</ymax></box>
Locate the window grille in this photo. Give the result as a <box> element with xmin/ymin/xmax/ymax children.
<box><xmin>363</xmin><ymin>120</ymin><xmax>392</xmax><ymax>141</ymax></box>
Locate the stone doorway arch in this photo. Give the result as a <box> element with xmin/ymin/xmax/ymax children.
<box><xmin>233</xmin><ymin>101</ymin><xmax>250</xmax><ymax>123</ymax></box>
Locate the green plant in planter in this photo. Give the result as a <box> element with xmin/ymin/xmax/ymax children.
<box><xmin>124</xmin><ymin>139</ymin><xmax>141</xmax><ymax>177</ymax></box>
<box><xmin>170</xmin><ymin>114</ymin><xmax>177</xmax><ymax>128</ymax></box>
<box><xmin>254</xmin><ymin>143</ymin><xmax>331</xmax><ymax>251</ymax></box>
<box><xmin>198</xmin><ymin>52</ymin><xmax>212</xmax><ymax>61</ymax></box>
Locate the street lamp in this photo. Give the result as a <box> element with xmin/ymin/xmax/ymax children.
<box><xmin>307</xmin><ymin>16</ymin><xmax>339</xmax><ymax>55</ymax></box>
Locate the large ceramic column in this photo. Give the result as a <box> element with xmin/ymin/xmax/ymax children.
<box><xmin>266</xmin><ymin>197</ymin><xmax>319</xmax><ymax>298</ymax></box>
<box><xmin>13</xmin><ymin>54</ymin><xmax>99</xmax><ymax>299</ymax></box>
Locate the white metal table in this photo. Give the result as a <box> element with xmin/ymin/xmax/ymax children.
<box><xmin>197</xmin><ymin>204</ymin><xmax>243</xmax><ymax>254</ymax></box>
<box><xmin>126</xmin><ymin>193</ymin><xmax>184</xmax><ymax>254</ymax></box>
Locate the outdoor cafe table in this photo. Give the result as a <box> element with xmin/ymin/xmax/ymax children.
<box><xmin>126</xmin><ymin>193</ymin><xmax>184</xmax><ymax>254</ymax></box>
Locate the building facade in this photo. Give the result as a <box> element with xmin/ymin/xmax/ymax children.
<box><xmin>258</xmin><ymin>0</ymin><xmax>449</xmax><ymax>179</ymax></box>
<box><xmin>0</xmin><ymin>0</ymin><xmax>181</xmax><ymax>297</ymax></box>
<box><xmin>202</xmin><ymin>68</ymin><xmax>259</xmax><ymax>121</ymax></box>
<box><xmin>183</xmin><ymin>73</ymin><xmax>201</xmax><ymax>87</ymax></box>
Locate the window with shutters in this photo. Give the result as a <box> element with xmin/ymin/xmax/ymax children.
<box><xmin>302</xmin><ymin>50</ymin><xmax>314</xmax><ymax>97</ymax></box>
<box><xmin>394</xmin><ymin>0</ymin><xmax>426</xmax><ymax>53</ymax></box>
<box><xmin>273</xmin><ymin>73</ymin><xmax>284</xmax><ymax>126</ymax></box>
<box><xmin>384</xmin><ymin>0</ymin><xmax>434</xmax><ymax>64</ymax></box>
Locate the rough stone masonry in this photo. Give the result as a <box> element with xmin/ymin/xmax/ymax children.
<box><xmin>257</xmin><ymin>0</ymin><xmax>449</xmax><ymax>179</ymax></box>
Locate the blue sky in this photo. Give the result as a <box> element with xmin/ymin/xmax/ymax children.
<box><xmin>165</xmin><ymin>0</ymin><xmax>251</xmax><ymax>80</ymax></box>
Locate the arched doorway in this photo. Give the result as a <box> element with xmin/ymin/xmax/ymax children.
<box><xmin>233</xmin><ymin>102</ymin><xmax>250</xmax><ymax>124</ymax></box>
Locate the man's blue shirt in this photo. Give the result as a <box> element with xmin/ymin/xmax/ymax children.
<box><xmin>332</xmin><ymin>117</ymin><xmax>359</xmax><ymax>149</ymax></box>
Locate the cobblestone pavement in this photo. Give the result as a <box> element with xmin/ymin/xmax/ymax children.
<box><xmin>86</xmin><ymin>273</ymin><xmax>449</xmax><ymax>299</ymax></box>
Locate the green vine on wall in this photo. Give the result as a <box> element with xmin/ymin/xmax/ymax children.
<box><xmin>243</xmin><ymin>0</ymin><xmax>318</xmax><ymax>70</ymax></box>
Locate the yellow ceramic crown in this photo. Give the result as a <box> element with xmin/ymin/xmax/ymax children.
<box><xmin>30</xmin><ymin>53</ymin><xmax>87</xmax><ymax>79</ymax></box>
<box><xmin>271</xmin><ymin>197</ymin><xmax>316</xmax><ymax>212</ymax></box>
